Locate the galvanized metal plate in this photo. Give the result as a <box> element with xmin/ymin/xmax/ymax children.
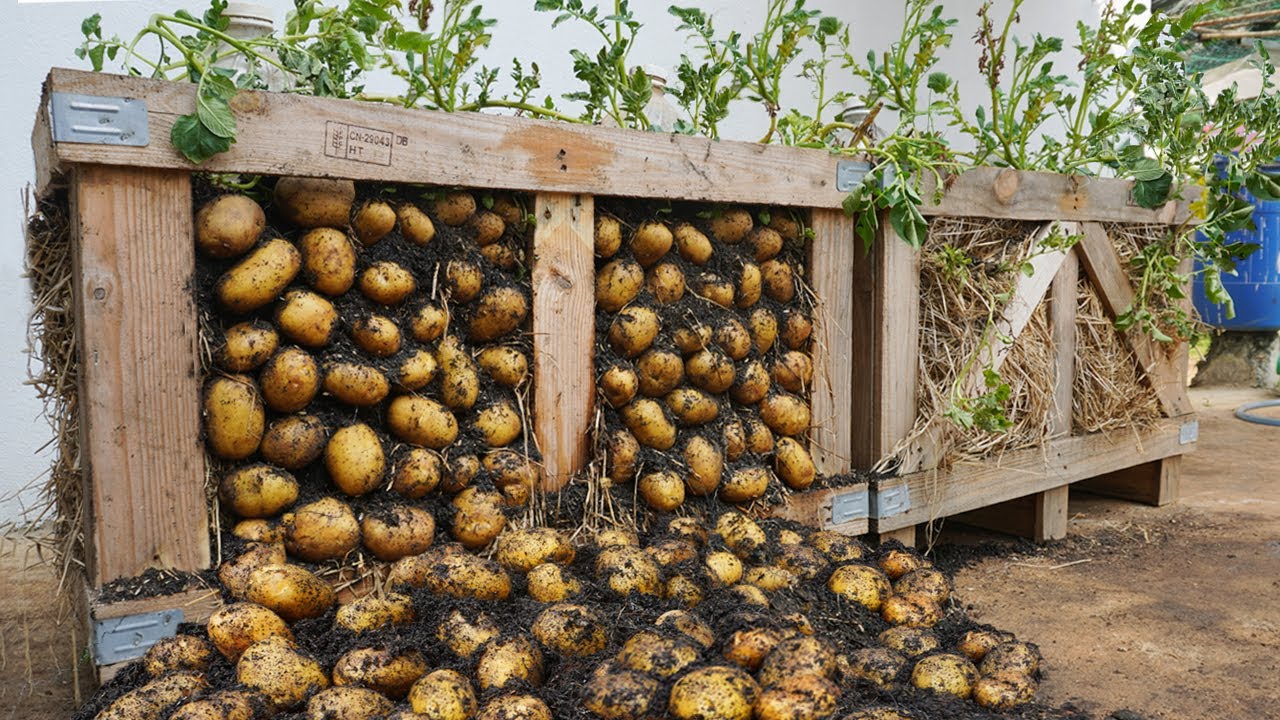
<box><xmin>835</xmin><ymin>159</ymin><xmax>895</xmax><ymax>193</ymax></box>
<box><xmin>1179</xmin><ymin>419</ymin><xmax>1199</xmax><ymax>445</ymax></box>
<box><xmin>829</xmin><ymin>488</ymin><xmax>870</xmax><ymax>526</ymax></box>
<box><xmin>50</xmin><ymin>92</ymin><xmax>149</xmax><ymax>146</ymax></box>
<box><xmin>871</xmin><ymin>483</ymin><xmax>912</xmax><ymax>519</ymax></box>
<box><xmin>93</xmin><ymin>609</ymin><xmax>182</xmax><ymax>665</ymax></box>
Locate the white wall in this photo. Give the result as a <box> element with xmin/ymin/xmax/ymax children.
<box><xmin>0</xmin><ymin>0</ymin><xmax>1097</xmax><ymax>524</ymax></box>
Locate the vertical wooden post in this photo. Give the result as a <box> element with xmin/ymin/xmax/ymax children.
<box><xmin>1037</xmin><ymin>246</ymin><xmax>1079</xmax><ymax>540</ymax></box>
<box><xmin>532</xmin><ymin>193</ymin><xmax>595</xmax><ymax>491</ymax></box>
<box><xmin>808</xmin><ymin>210</ymin><xmax>855</xmax><ymax>476</ymax></box>
<box><xmin>70</xmin><ymin>166</ymin><xmax>208</xmax><ymax>586</ymax></box>
<box><xmin>1077</xmin><ymin>456</ymin><xmax>1181</xmax><ymax>506</ymax></box>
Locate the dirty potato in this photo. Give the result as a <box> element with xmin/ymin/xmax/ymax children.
<box><xmin>216</xmin><ymin>321</ymin><xmax>279</xmax><ymax>372</ymax></box>
<box><xmin>298</xmin><ymin>227</ymin><xmax>357</xmax><ymax>296</ymax></box>
<box><xmin>196</xmin><ymin>194</ymin><xmax>265</xmax><ymax>259</ymax></box>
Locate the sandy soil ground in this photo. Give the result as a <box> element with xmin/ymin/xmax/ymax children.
<box><xmin>1</xmin><ymin>386</ymin><xmax>1276</xmax><ymax>720</ymax></box>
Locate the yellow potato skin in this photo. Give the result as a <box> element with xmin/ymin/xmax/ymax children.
<box><xmin>683</xmin><ymin>435</ymin><xmax>723</xmax><ymax>496</ymax></box>
<box><xmin>353</xmin><ymin>200</ymin><xmax>397</xmax><ymax>246</ymax></box>
<box><xmin>409</xmin><ymin>669</ymin><xmax>478</xmax><ymax>720</ymax></box>
<box><xmin>398</xmin><ymin>203</ymin><xmax>437</xmax><ymax>246</ymax></box>
<box><xmin>391</xmin><ymin>447</ymin><xmax>444</xmax><ymax>498</ymax></box>
<box><xmin>476</xmin><ymin>695</ymin><xmax>552</xmax><ymax>720</ymax></box>
<box><xmin>325</xmin><ymin>423</ymin><xmax>386</xmax><ymax>496</ymax></box>
<box><xmin>532</xmin><ymin>603</ymin><xmax>607</xmax><ymax>656</ymax></box>
<box><xmin>608</xmin><ymin>306</ymin><xmax>661</xmax><ymax>358</ymax></box>
<box><xmin>829</xmin><ymin>564</ymin><xmax>892</xmax><ymax>611</ymax></box>
<box><xmin>207</xmin><ymin>603</ymin><xmax>293</xmax><ymax>661</ymax></box>
<box><xmin>720</xmin><ymin>466</ymin><xmax>770</xmax><ymax>503</ymax></box>
<box><xmin>451</xmin><ymin>488</ymin><xmax>508</xmax><ymax>549</ymax></box>
<box><xmin>411</xmin><ymin>304</ymin><xmax>449</xmax><ymax>342</ymax></box>
<box><xmin>387</xmin><ymin>396</ymin><xmax>459</xmax><ymax>449</ymax></box>
<box><xmin>595</xmin><ymin>215</ymin><xmax>623</xmax><ymax>257</ymax></box>
<box><xmin>298</xmin><ymin>227</ymin><xmax>357</xmax><ymax>296</ymax></box>
<box><xmin>748</xmin><ymin>226</ymin><xmax>785</xmax><ymax>262</ymax></box>
<box><xmin>396</xmin><ymin>349</ymin><xmax>438</xmax><ymax>392</ymax></box>
<box><xmin>667</xmin><ymin>665</ymin><xmax>759</xmax><ymax>720</ymax></box>
<box><xmin>169</xmin><ymin>689</ymin><xmax>263</xmax><ymax>720</ymax></box>
<box><xmin>196</xmin><ymin>194</ymin><xmax>265</xmax><ymax>259</ymax></box>
<box><xmin>760</xmin><ymin>392</ymin><xmax>812</xmax><ymax>436</ymax></box>
<box><xmin>216</xmin><ymin>237</ymin><xmax>301</xmax><ymax>314</ymax></box>
<box><xmin>596</xmin><ymin>259</ymin><xmax>645</xmax><ymax>312</ymax></box>
<box><xmin>477</xmin><ymin>347</ymin><xmax>528</xmax><ymax>387</ymax></box>
<box><xmin>142</xmin><ymin>635</ymin><xmax>214</xmax><ymax>677</ymax></box>
<box><xmin>910</xmin><ymin>653</ymin><xmax>979</xmax><ymax>699</ymax></box>
<box><xmin>305</xmin><ymin>686</ymin><xmax>393</xmax><ymax>720</ymax></box>
<box><xmin>476</xmin><ymin>636</ymin><xmax>544</xmax><ymax>691</ymax></box>
<box><xmin>708</xmin><ymin>208</ymin><xmax>754</xmax><ymax>244</ymax></box>
<box><xmin>275</xmin><ymin>290</ymin><xmax>338</xmax><ymax>348</ymax></box>
<box><xmin>284</xmin><ymin>497</ymin><xmax>361</xmax><ymax>561</ymax></box>
<box><xmin>332</xmin><ymin>647</ymin><xmax>429</xmax><ymax>699</ymax></box>
<box><xmin>360</xmin><ymin>261</ymin><xmax>416</xmax><ymax>305</ymax></box>
<box><xmin>496</xmin><ymin>528</ymin><xmax>575</xmax><ymax>572</ymax></box>
<box><xmin>244</xmin><ymin>564</ymin><xmax>337</xmax><ymax>622</ymax></box>
<box><xmin>323</xmin><ymin>363</ymin><xmax>390</xmax><ymax>407</ymax></box>
<box><xmin>204</xmin><ymin>375</ymin><xmax>266</xmax><ymax>460</ymax></box>
<box><xmin>362</xmin><ymin>505</ymin><xmax>436</xmax><ymax>561</ymax></box>
<box><xmin>617</xmin><ymin>631</ymin><xmax>700</xmax><ymax>678</ymax></box>
<box><xmin>749</xmin><ymin>307</ymin><xmax>779</xmax><ymax>354</ymax></box>
<box><xmin>630</xmin><ymin>221</ymin><xmax>674</xmax><ymax>267</ymax></box>
<box><xmin>259</xmin><ymin>347</ymin><xmax>320</xmax><ymax>413</ymax></box>
<box><xmin>685</xmin><ymin>350</ymin><xmax>735</xmax><ymax>393</ymax></box>
<box><xmin>97</xmin><ymin>672</ymin><xmax>207</xmax><ymax>720</ymax></box>
<box><xmin>646</xmin><ymin>262</ymin><xmax>686</xmax><ymax>303</ymax></box>
<box><xmin>445</xmin><ymin>260</ymin><xmax>484</xmax><ymax>302</ymax></box>
<box><xmin>259</xmin><ymin>414</ymin><xmax>328</xmax><ymax>470</ymax></box>
<box><xmin>666</xmin><ymin>387</ymin><xmax>719</xmax><ymax>426</ymax></box>
<box><xmin>216</xmin><ymin>321</ymin><xmax>279</xmax><ymax>372</ymax></box>
<box><xmin>674</xmin><ymin>223</ymin><xmax>714</xmax><ymax>264</ymax></box>
<box><xmin>635</xmin><ymin>350</ymin><xmax>684</xmax><ymax>397</ymax></box>
<box><xmin>716</xmin><ymin>512</ymin><xmax>767</xmax><ymax>557</ymax></box>
<box><xmin>775</xmin><ymin>437</ymin><xmax>817</xmax><ymax>490</ymax></box>
<box><xmin>236</xmin><ymin>635</ymin><xmax>330</xmax><ymax>710</ymax></box>
<box><xmin>468</xmin><ymin>286</ymin><xmax>528</xmax><ymax>342</ymax></box>
<box><xmin>219</xmin><ymin>542</ymin><xmax>288</xmax><ymax>599</ymax></box>
<box><xmin>437</xmin><ymin>336</ymin><xmax>480</xmax><ymax>410</ymax></box>
<box><xmin>350</xmin><ymin>315</ymin><xmax>402</xmax><ymax>357</ymax></box>
<box><xmin>472</xmin><ymin>400</ymin><xmax>523</xmax><ymax>447</ymax></box>
<box><xmin>620</xmin><ymin>398</ymin><xmax>677</xmax><ymax>450</ymax></box>
<box><xmin>273</xmin><ymin>176</ymin><xmax>355</xmax><ymax>228</ymax></box>
<box><xmin>582</xmin><ymin>663</ymin><xmax>660</xmax><ymax>720</ymax></box>
<box><xmin>219</xmin><ymin>464</ymin><xmax>299</xmax><ymax>518</ymax></box>
<box><xmin>638</xmin><ymin>470</ymin><xmax>685</xmax><ymax>511</ymax></box>
<box><xmin>434</xmin><ymin>191</ymin><xmax>478</xmax><ymax>226</ymax></box>
<box><xmin>605</xmin><ymin>428</ymin><xmax>641</xmax><ymax>483</ymax></box>
<box><xmin>335</xmin><ymin>593</ymin><xmax>416</xmax><ymax>633</ymax></box>
<box><xmin>526</xmin><ymin>563</ymin><xmax>581</xmax><ymax>602</ymax></box>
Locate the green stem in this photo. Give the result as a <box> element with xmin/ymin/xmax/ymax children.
<box><xmin>459</xmin><ymin>99</ymin><xmax>583</xmax><ymax>123</ymax></box>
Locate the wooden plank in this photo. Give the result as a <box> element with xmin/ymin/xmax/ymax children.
<box><xmin>40</xmin><ymin>69</ymin><xmax>845</xmax><ymax>209</ymax></box>
<box><xmin>770</xmin><ymin>483</ymin><xmax>870</xmax><ymax>536</ymax></box>
<box><xmin>957</xmin><ymin>484</ymin><xmax>1069</xmax><ymax>541</ymax></box>
<box><xmin>849</xmin><ymin>240</ymin><xmax>877</xmax><ymax>469</ymax></box>
<box><xmin>91</xmin><ymin>587</ymin><xmax>223</xmax><ymax>622</ymax></box>
<box><xmin>921</xmin><ymin>167</ymin><xmax>1194</xmax><ymax>225</ymax></box>
<box><xmin>71</xmin><ymin>166</ymin><xmax>209</xmax><ymax>586</ymax></box>
<box><xmin>873</xmin><ymin>418</ymin><xmax>1194</xmax><ymax>531</ymax></box>
<box><xmin>808</xmin><ymin>210</ymin><xmax>855</xmax><ymax>475</ymax></box>
<box><xmin>1076</xmin><ymin>223</ymin><xmax>1193</xmax><ymax>417</ymax></box>
<box><xmin>532</xmin><ymin>193</ymin><xmax>595</xmax><ymax>491</ymax></box>
<box><xmin>880</xmin><ymin>526</ymin><xmax>917</xmax><ymax>547</ymax></box>
<box><xmin>1050</xmin><ymin>249</ymin><xmax>1079</xmax><ymax>437</ymax></box>
<box><xmin>1076</xmin><ymin>455</ymin><xmax>1182</xmax><ymax>506</ymax></box>
<box><xmin>872</xmin><ymin>221</ymin><xmax>920</xmax><ymax>468</ymax></box>
<box><xmin>32</xmin><ymin>80</ymin><xmax>58</xmax><ymax>196</ymax></box>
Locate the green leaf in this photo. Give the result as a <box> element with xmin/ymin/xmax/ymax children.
<box><xmin>196</xmin><ymin>80</ymin><xmax>236</xmax><ymax>139</ymax></box>
<box><xmin>170</xmin><ymin>113</ymin><xmax>233</xmax><ymax>164</ymax></box>
<box><xmin>888</xmin><ymin>199</ymin><xmax>927</xmax><ymax>249</ymax></box>
<box><xmin>927</xmin><ymin>72</ymin><xmax>951</xmax><ymax>93</ymax></box>
<box><xmin>1132</xmin><ymin>172</ymin><xmax>1172</xmax><ymax>209</ymax></box>
<box><xmin>1128</xmin><ymin>156</ymin><xmax>1164</xmax><ymax>182</ymax></box>
<box><xmin>81</xmin><ymin>13</ymin><xmax>102</xmax><ymax>38</ymax></box>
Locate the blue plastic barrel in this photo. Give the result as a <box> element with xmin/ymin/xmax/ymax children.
<box><xmin>1193</xmin><ymin>166</ymin><xmax>1280</xmax><ymax>331</ymax></box>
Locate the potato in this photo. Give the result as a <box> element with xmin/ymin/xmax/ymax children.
<box><xmin>842</xmin><ymin>710</ymin><xmax>912</xmax><ymax>720</ymax></box>
<box><xmin>437</xmin><ymin>336</ymin><xmax>480</xmax><ymax>410</ymax></box>
<box><xmin>726</xmin><ymin>591</ymin><xmax>773</xmax><ymax>614</ymax></box>
<box><xmin>778</xmin><ymin>530</ymin><xmax>806</xmax><ymax>546</ymax></box>
<box><xmin>346</xmin><ymin>200</ymin><xmax>395</xmax><ymax>246</ymax></box>
<box><xmin>669</xmin><ymin>665</ymin><xmax>759</xmax><ymax>720</ymax></box>
<box><xmin>306</xmin><ymin>686</ymin><xmax>394</xmax><ymax>720</ymax></box>
<box><xmin>470</xmin><ymin>400</ymin><xmax>521</xmax><ymax>447</ymax></box>
<box><xmin>708</xmin><ymin>208</ymin><xmax>753</xmax><ymax>244</ymax></box>
<box><xmin>748</xmin><ymin>226</ymin><xmax>784</xmax><ymax>262</ymax></box>
<box><xmin>484</xmin><ymin>450</ymin><xmax>539</xmax><ymax>507</ymax></box>
<box><xmin>476</xmin><ymin>695</ymin><xmax>551</xmax><ymax>720</ymax></box>
<box><xmin>772</xmin><ymin>351</ymin><xmax>814</xmax><ymax>393</ymax></box>
<box><xmin>666</xmin><ymin>387</ymin><xmax>718</xmax><ymax>425</ymax></box>
<box><xmin>532</xmin><ymin>603</ymin><xmax>607</xmax><ymax>656</ymax></box>
<box><xmin>440</xmin><ymin>261</ymin><xmax>483</xmax><ymax>305</ymax></box>
<box><xmin>979</xmin><ymin>642</ymin><xmax>1042</xmax><ymax>677</ymax></box>
<box><xmin>749</xmin><ymin>307</ymin><xmax>779</xmax><ymax>354</ymax></box>
<box><xmin>220</xmin><ymin>542</ymin><xmax>288</xmax><ymax>599</ymax></box>
<box><xmin>204</xmin><ymin>376</ymin><xmax>266</xmax><ymax>460</ymax></box>
<box><xmin>617</xmin><ymin>630</ymin><xmax>700</xmax><ymax>678</ymax></box>
<box><xmin>216</xmin><ymin>237</ymin><xmax>301</xmax><ymax>314</ymax></box>
<box><xmin>744</xmin><ymin>565</ymin><xmax>796</xmax><ymax>592</ymax></box>
<box><xmin>197</xmin><ymin>194</ymin><xmax>265</xmax><ymax>259</ymax></box>
<box><xmin>665</xmin><ymin>519</ymin><xmax>707</xmax><ymax>548</ymax></box>
<box><xmin>695</xmin><ymin>273</ymin><xmax>735</xmax><ymax>307</ymax></box>
<box><xmin>758</xmin><ymin>636</ymin><xmax>836</xmax><ymax>686</ymax></box>
<box><xmin>582</xmin><ymin>662</ymin><xmax>660</xmax><ymax>720</ymax></box>
<box><xmin>956</xmin><ymin>629</ymin><xmax>1015</xmax><ymax>662</ymax></box>
<box><xmin>333</xmin><ymin>647</ymin><xmax>428</xmax><ymax>698</ymax></box>
<box><xmin>142</xmin><ymin>634</ymin><xmax>214</xmax><ymax>677</ymax></box>
<box><xmin>207</xmin><ymin>603</ymin><xmax>292</xmax><ymax>661</ymax></box>
<box><xmin>608</xmin><ymin>306</ymin><xmax>660</xmax><ymax>358</ymax></box>
<box><xmin>526</xmin><ymin>562</ymin><xmax>582</xmax><ymax>602</ymax></box>
<box><xmin>735</xmin><ymin>262</ymin><xmax>762</xmax><ymax>309</ymax></box>
<box><xmin>744</xmin><ymin>417</ymin><xmax>775</xmax><ymax>454</ymax></box>
<box><xmin>323</xmin><ymin>424</ymin><xmax>385</xmax><ymax>496</ymax></box>
<box><xmin>298</xmin><ymin>227</ymin><xmax>357</xmax><ymax>296</ymax></box>
<box><xmin>893</xmin><ymin>567</ymin><xmax>952</xmax><ymax>604</ymax></box>
<box><xmin>469</xmin><ymin>286</ymin><xmax>528</xmax><ymax>341</ymax></box>
<box><xmin>335</xmin><ymin>593</ymin><xmax>416</xmax><ymax>633</ymax></box>
<box><xmin>878</xmin><ymin>627</ymin><xmax>940</xmax><ymax>658</ymax></box>
<box><xmin>482</xmin><ymin>244</ymin><xmax>519</xmax><ymax>271</ymax></box>
<box><xmin>409</xmin><ymin>669</ymin><xmax>477</xmax><ymax>720</ymax></box>
<box><xmin>323</xmin><ymin>363</ymin><xmax>390</xmax><ymax>408</ymax></box>
<box><xmin>704</xmin><ymin>550</ymin><xmax>744</xmax><ymax>586</ymax></box>
<box><xmin>723</xmin><ymin>420</ymin><xmax>746</xmax><ymax>461</ymax></box>
<box><xmin>646</xmin><ymin>539</ymin><xmax>698</xmax><ymax>568</ymax></box>
<box><xmin>670</xmin><ymin>223</ymin><xmax>711</xmax><ymax>265</ymax></box>
<box><xmin>410</xmin><ymin>305</ymin><xmax>449</xmax><ymax>344</ymax></box>
<box><xmin>973</xmin><ymin>671</ymin><xmax>1036</xmax><ymax>709</ymax></box>
<box><xmin>283</xmin><ymin>497</ymin><xmax>360</xmax><ymax>561</ymax></box>
<box><xmin>729</xmin><ymin>360</ymin><xmax>770</xmax><ymax>405</ymax></box>
<box><xmin>720</xmin><ymin>466</ymin><xmax>770</xmax><ymax>503</ymax></box>
<box><xmin>169</xmin><ymin>689</ymin><xmax>264</xmax><ymax>720</ymax></box>
<box><xmin>828</xmin><ymin>565</ymin><xmax>891</xmax><ymax>611</ymax></box>
<box><xmin>846</xmin><ymin>647</ymin><xmax>907</xmax><ymax>687</ymax></box>
<box><xmin>651</xmin><ymin>610</ymin><xmax>713</xmax><ymax>651</ymax></box>
<box><xmin>389</xmin><ymin>447</ymin><xmax>442</xmax><ymax>499</ymax></box>
<box><xmin>276</xmin><ymin>290</ymin><xmax>337</xmax><ymax>348</ymax></box>
<box><xmin>642</xmin><ymin>262</ymin><xmax>684</xmax><ymax>304</ymax></box>
<box><xmin>237</xmin><ymin>635</ymin><xmax>329</xmax><ymax>709</ymax></box>
<box><xmin>775</xmin><ymin>437</ymin><xmax>817</xmax><ymax>490</ymax></box>
<box><xmin>390</xmin><ymin>350</ymin><xmax>436</xmax><ymax>392</ymax></box>
<box><xmin>96</xmin><ymin>672</ymin><xmax>206</xmax><ymax>720</ymax></box>
<box><xmin>600</xmin><ymin>364</ymin><xmax>639</xmax><ymax>408</ymax></box>
<box><xmin>362</xmin><ymin>505</ymin><xmax>436</xmax><ymax>561</ymax></box>
<box><xmin>451</xmin><ymin>488</ymin><xmax>507</xmax><ymax>549</ymax></box>
<box><xmin>219</xmin><ymin>464</ymin><xmax>298</xmax><ymax>519</ymax></box>
<box><xmin>605</xmin><ymin>428</ymin><xmax>641</xmax><ymax>482</ymax></box>
<box><xmin>434</xmin><ymin>191</ymin><xmax>477</xmax><ymax>226</ymax></box>
<box><xmin>216</xmin><ymin>321</ymin><xmax>279</xmax><ymax>372</ymax></box>
<box><xmin>596</xmin><ymin>529</ymin><xmax>639</xmax><ymax>549</ymax></box>
<box><xmin>781</xmin><ymin>310</ymin><xmax>813</xmax><ymax>349</ymax></box>
<box><xmin>348</xmin><ymin>315</ymin><xmax>401</xmax><ymax>358</ymax></box>
<box><xmin>673</xmin><ymin>323</ymin><xmax>712</xmax><ymax>354</ymax></box>
<box><xmin>911</xmin><ymin>653</ymin><xmax>979</xmax><ymax>699</ymax></box>
<box><xmin>258</xmin><ymin>414</ymin><xmax>327</xmax><ymax>470</ymax></box>
<box><xmin>496</xmin><ymin>528</ymin><xmax>574</xmax><ymax>572</ymax></box>
<box><xmin>621</xmin><ymin>398</ymin><xmax>677</xmax><ymax>450</ymax></box>
<box><xmin>596</xmin><ymin>259</ymin><xmax>645</xmax><ymax>311</ymax></box>
<box><xmin>437</xmin><ymin>609</ymin><xmax>501</xmax><ymax>658</ymax></box>
<box><xmin>491</xmin><ymin>196</ymin><xmax>523</xmax><ymax>225</ymax></box>
<box><xmin>682</xmin><ymin>350</ymin><xmax>733</xmax><ymax>394</ymax></box>
<box><xmin>476</xmin><ymin>636</ymin><xmax>543</xmax><ymax>691</ymax></box>
<box><xmin>683</xmin><ymin>435</ymin><xmax>723</xmax><ymax>496</ymax></box>
<box><xmin>477</xmin><ymin>347</ymin><xmax>528</xmax><ymax>387</ymax></box>
<box><xmin>714</xmin><ymin>319</ymin><xmax>752</xmax><ymax>360</ymax></box>
<box><xmin>767</xmin><ymin>212</ymin><xmax>801</xmax><ymax>241</ymax></box>
<box><xmin>638</xmin><ymin>470</ymin><xmax>685</xmax><ymax>511</ymax></box>
<box><xmin>761</xmin><ymin>259</ymin><xmax>796</xmax><ymax>302</ymax></box>
<box><xmin>387</xmin><ymin>396</ymin><xmax>459</xmax><ymax>448</ymax></box>
<box><xmin>761</xmin><ymin>392</ymin><xmax>811</xmax><ymax>436</ymax></box>
<box><xmin>633</xmin><ymin>351</ymin><xmax>682</xmax><ymax>397</ymax></box>
<box><xmin>716</xmin><ymin>512</ymin><xmax>767</xmax><ymax>558</ymax></box>
<box><xmin>465</xmin><ymin>210</ymin><xmax>504</xmax><ymax>246</ymax></box>
<box><xmin>394</xmin><ymin>202</ymin><xmax>436</xmax><ymax>246</ymax></box>
<box><xmin>630</xmin><ymin>221</ymin><xmax>674</xmax><ymax>267</ymax></box>
<box><xmin>773</xmin><ymin>545</ymin><xmax>829</xmax><ymax>582</ymax></box>
<box><xmin>360</xmin><ymin>261</ymin><xmax>416</xmax><ymax>305</ymax></box>
<box><xmin>259</xmin><ymin>348</ymin><xmax>320</xmax><ymax>413</ymax></box>
<box><xmin>442</xmin><ymin>454</ymin><xmax>481</xmax><ymax>494</ymax></box>
<box><xmin>595</xmin><ymin>215</ymin><xmax>623</xmax><ymax>257</ymax></box>
<box><xmin>273</xmin><ymin>176</ymin><xmax>354</xmax><ymax>228</ymax></box>
<box><xmin>754</xmin><ymin>675</ymin><xmax>840</xmax><ymax>720</ymax></box>
<box><xmin>807</xmin><ymin>531</ymin><xmax>865</xmax><ymax>563</ymax></box>
<box><xmin>879</xmin><ymin>548</ymin><xmax>928</xmax><ymax>579</ymax></box>
<box><xmin>594</xmin><ymin>546</ymin><xmax>661</xmax><ymax>597</ymax></box>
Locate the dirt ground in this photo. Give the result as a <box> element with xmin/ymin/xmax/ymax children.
<box><xmin>1</xmin><ymin>386</ymin><xmax>1277</xmax><ymax>720</ymax></box>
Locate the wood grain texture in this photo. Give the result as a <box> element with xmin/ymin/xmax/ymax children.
<box><xmin>770</xmin><ymin>483</ymin><xmax>870</xmax><ymax>535</ymax></box>
<box><xmin>532</xmin><ymin>193</ymin><xmax>595</xmax><ymax>491</ymax></box>
<box><xmin>872</xmin><ymin>418</ymin><xmax>1194</xmax><ymax>531</ymax></box>
<box><xmin>849</xmin><ymin>242</ymin><xmax>877</xmax><ymax>469</ymax></box>
<box><xmin>1077</xmin><ymin>455</ymin><xmax>1181</xmax><ymax>506</ymax></box>
<box><xmin>955</xmin><ymin>484</ymin><xmax>1068</xmax><ymax>541</ymax></box>
<box><xmin>1051</xmin><ymin>249</ymin><xmax>1080</xmax><ymax>436</ymax></box>
<box><xmin>808</xmin><ymin>209</ymin><xmax>855</xmax><ymax>475</ymax></box>
<box><xmin>921</xmin><ymin>167</ymin><xmax>1194</xmax><ymax>224</ymax></box>
<box><xmin>91</xmin><ymin>587</ymin><xmax>222</xmax><ymax>622</ymax></box>
<box><xmin>874</xmin><ymin>223</ymin><xmax>920</xmax><ymax>466</ymax></box>
<box><xmin>41</xmin><ymin>69</ymin><xmax>845</xmax><ymax>209</ymax></box>
<box><xmin>1076</xmin><ymin>223</ymin><xmax>1193</xmax><ymax>417</ymax></box>
<box><xmin>71</xmin><ymin>166</ymin><xmax>209</xmax><ymax>586</ymax></box>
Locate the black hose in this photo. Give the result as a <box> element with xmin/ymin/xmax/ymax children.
<box><xmin>1234</xmin><ymin>399</ymin><xmax>1280</xmax><ymax>426</ymax></box>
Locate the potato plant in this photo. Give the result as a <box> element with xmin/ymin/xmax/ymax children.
<box><xmin>198</xmin><ymin>178</ymin><xmax>539</xmax><ymax>566</ymax></box>
<box><xmin>594</xmin><ymin>203</ymin><xmax>818</xmax><ymax>511</ymax></box>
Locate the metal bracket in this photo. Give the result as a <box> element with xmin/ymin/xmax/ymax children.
<box><xmin>829</xmin><ymin>488</ymin><xmax>870</xmax><ymax>527</ymax></box>
<box><xmin>870</xmin><ymin>483</ymin><xmax>912</xmax><ymax>519</ymax></box>
<box><xmin>836</xmin><ymin>159</ymin><xmax>895</xmax><ymax>193</ymax></box>
<box><xmin>93</xmin><ymin>609</ymin><xmax>183</xmax><ymax>665</ymax></box>
<box><xmin>1179</xmin><ymin>419</ymin><xmax>1199</xmax><ymax>445</ymax></box>
<box><xmin>50</xmin><ymin>92</ymin><xmax>149</xmax><ymax>147</ymax></box>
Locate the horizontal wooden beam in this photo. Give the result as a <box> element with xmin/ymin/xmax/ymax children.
<box><xmin>91</xmin><ymin>587</ymin><xmax>222</xmax><ymax>622</ymax></box>
<box><xmin>770</xmin><ymin>482</ymin><xmax>870</xmax><ymax>536</ymax></box>
<box><xmin>871</xmin><ymin>418</ymin><xmax>1196</xmax><ymax>532</ymax></box>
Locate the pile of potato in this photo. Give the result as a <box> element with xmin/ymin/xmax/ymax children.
<box><xmin>89</xmin><ymin>513</ymin><xmax>1043</xmax><ymax>720</ymax></box>
<box><xmin>594</xmin><ymin>206</ymin><xmax>820</xmax><ymax>512</ymax></box>
<box><xmin>199</xmin><ymin>177</ymin><xmax>539</xmax><ymax>566</ymax></box>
